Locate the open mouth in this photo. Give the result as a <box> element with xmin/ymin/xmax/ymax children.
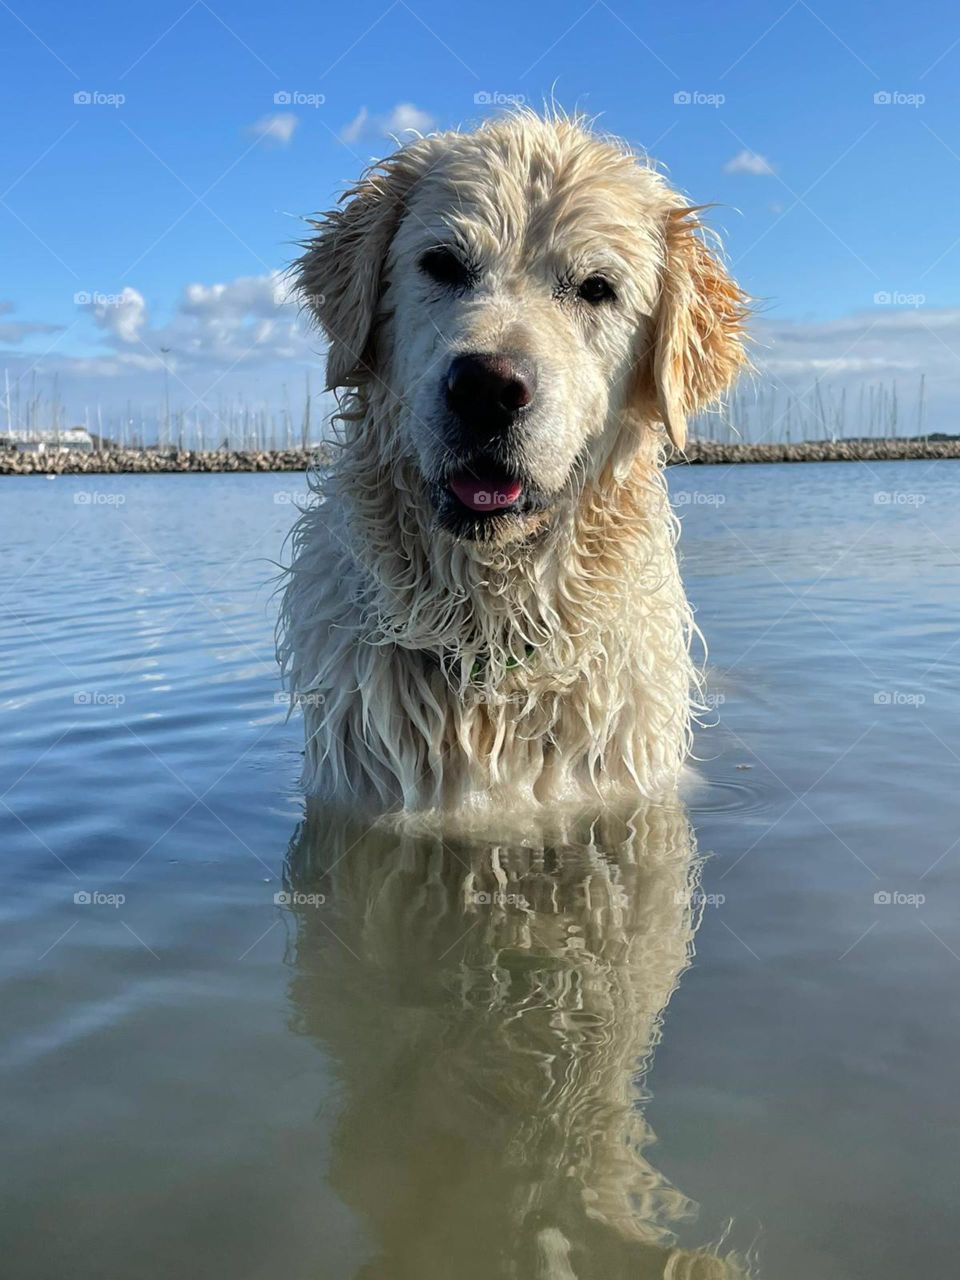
<box><xmin>447</xmin><ymin>467</ymin><xmax>524</xmax><ymax>514</ymax></box>
<box><xmin>433</xmin><ymin>462</ymin><xmax>547</xmax><ymax>539</ymax></box>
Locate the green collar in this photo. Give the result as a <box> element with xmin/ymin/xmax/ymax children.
<box><xmin>470</xmin><ymin>643</ymin><xmax>537</xmax><ymax>684</ymax></box>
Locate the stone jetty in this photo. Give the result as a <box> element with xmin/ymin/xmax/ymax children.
<box><xmin>678</xmin><ymin>437</ymin><xmax>960</xmax><ymax>465</ymax></box>
<box><xmin>2</xmin><ymin>437</ymin><xmax>959</xmax><ymax>476</ymax></box>
<box><xmin>0</xmin><ymin>447</ymin><xmax>330</xmax><ymax>476</ymax></box>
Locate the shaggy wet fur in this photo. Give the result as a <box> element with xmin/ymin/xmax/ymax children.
<box><xmin>279</xmin><ymin>113</ymin><xmax>747</xmax><ymax>812</ymax></box>
<box><xmin>284</xmin><ymin>801</ymin><xmax>751</xmax><ymax>1275</ymax></box>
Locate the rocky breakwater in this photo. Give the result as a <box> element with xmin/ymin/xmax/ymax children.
<box><xmin>0</xmin><ymin>447</ymin><xmax>329</xmax><ymax>476</ymax></box>
<box><xmin>3</xmin><ymin>437</ymin><xmax>959</xmax><ymax>475</ymax></box>
<box><xmin>675</xmin><ymin>437</ymin><xmax>960</xmax><ymax>464</ymax></box>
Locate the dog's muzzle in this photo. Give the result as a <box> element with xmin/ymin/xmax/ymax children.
<box><xmin>435</xmin><ymin>350</ymin><xmax>541</xmax><ymax>531</ymax></box>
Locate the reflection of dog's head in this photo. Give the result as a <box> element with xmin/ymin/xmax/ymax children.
<box><xmin>294</xmin><ymin>112</ymin><xmax>747</xmax><ymax>545</ymax></box>
<box><xmin>283</xmin><ymin>802</ymin><xmax>750</xmax><ymax>1277</ymax></box>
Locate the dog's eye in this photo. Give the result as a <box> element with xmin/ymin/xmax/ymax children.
<box><xmin>419</xmin><ymin>247</ymin><xmax>473</xmax><ymax>290</ymax></box>
<box><xmin>577</xmin><ymin>275</ymin><xmax>617</xmax><ymax>305</ymax></box>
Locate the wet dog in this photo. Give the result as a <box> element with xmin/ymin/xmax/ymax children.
<box><xmin>280</xmin><ymin>112</ymin><xmax>747</xmax><ymax>811</ymax></box>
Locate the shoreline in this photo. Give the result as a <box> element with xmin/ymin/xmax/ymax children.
<box><xmin>2</xmin><ymin>437</ymin><xmax>959</xmax><ymax>475</ymax></box>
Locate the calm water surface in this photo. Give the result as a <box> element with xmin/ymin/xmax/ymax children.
<box><xmin>1</xmin><ymin>463</ymin><xmax>958</xmax><ymax>1278</ymax></box>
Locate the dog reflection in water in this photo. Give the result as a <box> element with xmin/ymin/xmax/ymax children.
<box><xmin>283</xmin><ymin>801</ymin><xmax>750</xmax><ymax>1279</ymax></box>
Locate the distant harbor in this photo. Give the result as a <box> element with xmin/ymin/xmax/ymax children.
<box><xmin>3</xmin><ymin>436</ymin><xmax>960</xmax><ymax>475</ymax></box>
<box><xmin>1</xmin><ymin>370</ymin><xmax>951</xmax><ymax>473</ymax></box>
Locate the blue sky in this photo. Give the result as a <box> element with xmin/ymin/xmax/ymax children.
<box><xmin>2</xmin><ymin>0</ymin><xmax>959</xmax><ymax>435</ymax></box>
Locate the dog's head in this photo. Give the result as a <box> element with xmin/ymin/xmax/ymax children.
<box><xmin>295</xmin><ymin>114</ymin><xmax>748</xmax><ymax>542</ymax></box>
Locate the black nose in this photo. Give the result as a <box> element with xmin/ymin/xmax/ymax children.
<box><xmin>445</xmin><ymin>352</ymin><xmax>537</xmax><ymax>434</ymax></box>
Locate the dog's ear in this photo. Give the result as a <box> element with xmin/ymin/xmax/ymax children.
<box><xmin>650</xmin><ymin>207</ymin><xmax>749</xmax><ymax>451</ymax></box>
<box><xmin>293</xmin><ymin>152</ymin><xmax>424</xmax><ymax>391</ymax></box>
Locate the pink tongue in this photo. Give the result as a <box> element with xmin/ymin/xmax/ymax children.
<box><xmin>449</xmin><ymin>473</ymin><xmax>523</xmax><ymax>512</ymax></box>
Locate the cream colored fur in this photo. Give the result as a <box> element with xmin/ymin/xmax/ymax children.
<box><xmin>284</xmin><ymin>801</ymin><xmax>750</xmax><ymax>1276</ymax></box>
<box><xmin>279</xmin><ymin>112</ymin><xmax>747</xmax><ymax>812</ymax></box>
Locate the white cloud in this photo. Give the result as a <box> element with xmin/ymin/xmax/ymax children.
<box><xmin>763</xmin><ymin>355</ymin><xmax>918</xmax><ymax>375</ymax></box>
<box><xmin>383</xmin><ymin>102</ymin><xmax>434</xmax><ymax>135</ymax></box>
<box><xmin>0</xmin><ymin>300</ymin><xmax>63</xmax><ymax>344</ymax></box>
<box><xmin>0</xmin><ymin>270</ymin><xmax>335</xmax><ymax>436</ymax></box>
<box><xmin>340</xmin><ymin>102</ymin><xmax>435</xmax><ymax>144</ymax></box>
<box><xmin>90</xmin><ymin>287</ymin><xmax>148</xmax><ymax>344</ymax></box>
<box><xmin>180</xmin><ymin>275</ymin><xmax>285</xmax><ymax>321</ymax></box>
<box><xmin>340</xmin><ymin>107</ymin><xmax>369</xmax><ymax>144</ymax></box>
<box><xmin>22</xmin><ymin>273</ymin><xmax>316</xmax><ymax>385</ymax></box>
<box><xmin>0</xmin><ymin>321</ymin><xmax>64</xmax><ymax>343</ymax></box>
<box><xmin>724</xmin><ymin>149</ymin><xmax>776</xmax><ymax>176</ymax></box>
<box><xmin>249</xmin><ymin>112</ymin><xmax>298</xmax><ymax>146</ymax></box>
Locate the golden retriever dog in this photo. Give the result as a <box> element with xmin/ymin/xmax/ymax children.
<box><xmin>280</xmin><ymin>112</ymin><xmax>747</xmax><ymax>811</ymax></box>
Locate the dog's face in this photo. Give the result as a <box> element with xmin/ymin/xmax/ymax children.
<box><xmin>387</xmin><ymin>152</ymin><xmax>664</xmax><ymax>539</ymax></box>
<box><xmin>296</xmin><ymin>116</ymin><xmax>747</xmax><ymax>542</ymax></box>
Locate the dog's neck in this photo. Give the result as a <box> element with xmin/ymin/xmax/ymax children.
<box><xmin>320</xmin><ymin>410</ymin><xmax>677</xmax><ymax>725</ymax></box>
<box><xmin>282</xmin><ymin>394</ymin><xmax>693</xmax><ymax>809</ymax></box>
<box><xmin>331</xmin><ymin>400</ymin><xmax>671</xmax><ymax>661</ymax></box>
